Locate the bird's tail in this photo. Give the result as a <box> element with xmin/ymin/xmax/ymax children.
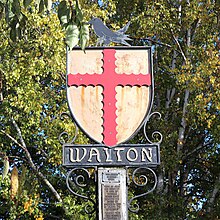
<box><xmin>123</xmin><ymin>34</ymin><xmax>132</xmax><ymax>41</ymax></box>
<box><xmin>115</xmin><ymin>21</ymin><xmax>132</xmax><ymax>46</ymax></box>
<box><xmin>117</xmin><ymin>21</ymin><xmax>131</xmax><ymax>34</ymax></box>
<box><xmin>117</xmin><ymin>34</ymin><xmax>132</xmax><ymax>46</ymax></box>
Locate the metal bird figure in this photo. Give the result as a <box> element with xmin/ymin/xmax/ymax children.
<box><xmin>88</xmin><ymin>18</ymin><xmax>132</xmax><ymax>46</ymax></box>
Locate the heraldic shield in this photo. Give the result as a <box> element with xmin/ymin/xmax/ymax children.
<box><xmin>67</xmin><ymin>47</ymin><xmax>153</xmax><ymax>147</ymax></box>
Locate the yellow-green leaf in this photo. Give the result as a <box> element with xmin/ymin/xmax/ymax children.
<box><xmin>12</xmin><ymin>0</ymin><xmax>20</xmax><ymax>16</ymax></box>
<box><xmin>75</xmin><ymin>0</ymin><xmax>83</xmax><ymax>23</ymax></box>
<box><xmin>2</xmin><ymin>156</ymin><xmax>9</xmax><ymax>180</ymax></box>
<box><xmin>18</xmin><ymin>165</ymin><xmax>27</xmax><ymax>196</ymax></box>
<box><xmin>79</xmin><ymin>23</ymin><xmax>89</xmax><ymax>51</ymax></box>
<box><xmin>38</xmin><ymin>0</ymin><xmax>44</xmax><ymax>13</ymax></box>
<box><xmin>58</xmin><ymin>1</ymin><xmax>69</xmax><ymax>25</ymax></box>
<box><xmin>11</xmin><ymin>166</ymin><xmax>19</xmax><ymax>200</ymax></box>
<box><xmin>66</xmin><ymin>22</ymin><xmax>79</xmax><ymax>50</ymax></box>
<box><xmin>23</xmin><ymin>0</ymin><xmax>33</xmax><ymax>8</ymax></box>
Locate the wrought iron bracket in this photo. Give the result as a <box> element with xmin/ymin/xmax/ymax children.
<box><xmin>66</xmin><ymin>167</ymin><xmax>98</xmax><ymax>215</ymax></box>
<box><xmin>144</xmin><ymin>111</ymin><xmax>163</xmax><ymax>145</ymax></box>
<box><xmin>126</xmin><ymin>166</ymin><xmax>158</xmax><ymax>213</ymax></box>
<box><xmin>65</xmin><ymin>166</ymin><xmax>158</xmax><ymax>216</ymax></box>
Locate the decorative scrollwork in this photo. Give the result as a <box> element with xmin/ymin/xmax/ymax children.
<box><xmin>128</xmin><ymin>167</ymin><xmax>157</xmax><ymax>213</ymax></box>
<box><xmin>66</xmin><ymin>167</ymin><xmax>97</xmax><ymax>214</ymax></box>
<box><xmin>144</xmin><ymin>112</ymin><xmax>163</xmax><ymax>144</ymax></box>
<box><xmin>59</xmin><ymin>112</ymin><xmax>78</xmax><ymax>144</ymax></box>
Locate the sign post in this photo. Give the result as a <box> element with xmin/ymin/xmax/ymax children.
<box><xmin>60</xmin><ymin>46</ymin><xmax>162</xmax><ymax>219</ymax></box>
<box><xmin>98</xmin><ymin>168</ymin><xmax>127</xmax><ymax>220</ymax></box>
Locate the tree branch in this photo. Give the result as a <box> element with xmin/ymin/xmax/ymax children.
<box><xmin>0</xmin><ymin>129</ymin><xmax>26</xmax><ymax>151</ymax></box>
<box><xmin>206</xmin><ymin>173</ymin><xmax>220</xmax><ymax>213</ymax></box>
<box><xmin>131</xmin><ymin>36</ymin><xmax>181</xmax><ymax>54</ymax></box>
<box><xmin>183</xmin><ymin>140</ymin><xmax>213</xmax><ymax>161</ymax></box>
<box><xmin>177</xmin><ymin>89</ymin><xmax>190</xmax><ymax>154</ymax></box>
<box><xmin>165</xmin><ymin>50</ymin><xmax>177</xmax><ymax>120</ymax></box>
<box><xmin>170</xmin><ymin>31</ymin><xmax>187</xmax><ymax>62</ymax></box>
<box><xmin>1</xmin><ymin>119</ymin><xmax>63</xmax><ymax>203</ymax></box>
<box><xmin>0</xmin><ymin>68</ymin><xmax>3</xmax><ymax>102</ymax></box>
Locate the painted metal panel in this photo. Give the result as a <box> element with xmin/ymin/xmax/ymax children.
<box><xmin>67</xmin><ymin>47</ymin><xmax>153</xmax><ymax>147</ymax></box>
<box><xmin>63</xmin><ymin>144</ymin><xmax>160</xmax><ymax>167</ymax></box>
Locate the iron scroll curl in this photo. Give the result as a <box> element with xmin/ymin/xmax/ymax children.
<box><xmin>59</xmin><ymin>112</ymin><xmax>79</xmax><ymax>144</ymax></box>
<box><xmin>128</xmin><ymin>167</ymin><xmax>158</xmax><ymax>213</ymax></box>
<box><xmin>144</xmin><ymin>112</ymin><xmax>163</xmax><ymax>144</ymax></box>
<box><xmin>66</xmin><ymin>167</ymin><xmax>97</xmax><ymax>214</ymax></box>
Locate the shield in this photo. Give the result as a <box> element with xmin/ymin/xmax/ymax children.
<box><xmin>67</xmin><ymin>47</ymin><xmax>153</xmax><ymax>147</ymax></box>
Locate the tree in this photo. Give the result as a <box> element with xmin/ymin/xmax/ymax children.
<box><xmin>0</xmin><ymin>2</ymin><xmax>90</xmax><ymax>219</ymax></box>
<box><xmin>0</xmin><ymin>0</ymin><xmax>220</xmax><ymax>219</ymax></box>
<box><xmin>120</xmin><ymin>0</ymin><xmax>220</xmax><ymax>218</ymax></box>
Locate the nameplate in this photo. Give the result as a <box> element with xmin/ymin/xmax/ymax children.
<box><xmin>63</xmin><ymin>144</ymin><xmax>160</xmax><ymax>167</ymax></box>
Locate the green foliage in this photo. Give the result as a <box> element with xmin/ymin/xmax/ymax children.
<box><xmin>0</xmin><ymin>0</ymin><xmax>89</xmax><ymax>50</ymax></box>
<box><xmin>79</xmin><ymin>22</ymin><xmax>89</xmax><ymax>51</ymax></box>
<box><xmin>2</xmin><ymin>156</ymin><xmax>10</xmax><ymax>180</ymax></box>
<box><xmin>57</xmin><ymin>0</ymin><xmax>70</xmax><ymax>25</ymax></box>
<box><xmin>0</xmin><ymin>167</ymin><xmax>46</xmax><ymax>219</ymax></box>
<box><xmin>65</xmin><ymin>22</ymin><xmax>79</xmax><ymax>50</ymax></box>
<box><xmin>0</xmin><ymin>0</ymin><xmax>220</xmax><ymax>219</ymax></box>
<box><xmin>57</xmin><ymin>0</ymin><xmax>89</xmax><ymax>50</ymax></box>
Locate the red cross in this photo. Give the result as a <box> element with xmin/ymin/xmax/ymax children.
<box><xmin>68</xmin><ymin>49</ymin><xmax>151</xmax><ymax>146</ymax></box>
